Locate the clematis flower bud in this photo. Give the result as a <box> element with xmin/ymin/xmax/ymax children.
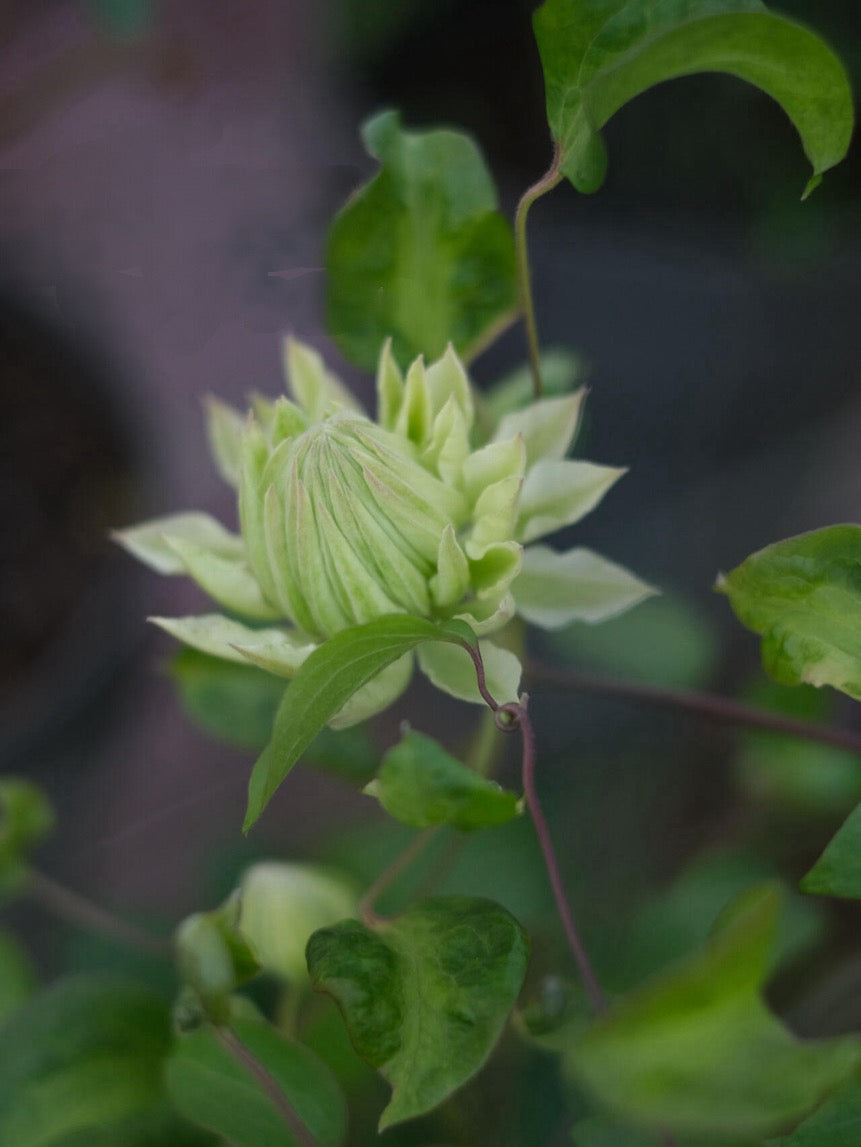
<box><xmin>116</xmin><ymin>338</ymin><xmax>652</xmax><ymax>724</ymax></box>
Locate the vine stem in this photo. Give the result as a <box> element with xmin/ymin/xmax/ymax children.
<box><xmin>514</xmin><ymin>143</ymin><xmax>564</xmax><ymax>399</ymax></box>
<box><xmin>460</xmin><ymin>640</ymin><xmax>607</xmax><ymax>1014</ymax></box>
<box><xmin>499</xmin><ymin>698</ymin><xmax>608</xmax><ymax>1015</ymax></box>
<box><xmin>359</xmin><ymin>827</ymin><xmax>439</xmax><ymax>927</ymax></box>
<box><xmin>25</xmin><ymin>868</ymin><xmax>173</xmax><ymax>958</ymax></box>
<box><xmin>526</xmin><ymin>660</ymin><xmax>861</xmax><ymax>754</ymax></box>
<box><xmin>216</xmin><ymin>1026</ymin><xmax>317</xmax><ymax>1147</ymax></box>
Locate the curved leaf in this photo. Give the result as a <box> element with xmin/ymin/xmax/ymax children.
<box><xmin>326</xmin><ymin>110</ymin><xmax>518</xmax><ymax>369</ymax></box>
<box><xmin>307</xmin><ymin>896</ymin><xmax>529</xmax><ymax>1129</ymax></box>
<box><xmin>243</xmin><ymin>616</ymin><xmax>475</xmax><ymax>831</ymax></box>
<box><xmin>717</xmin><ymin>525</ymin><xmax>861</xmax><ymax>701</ymax></box>
<box><xmin>533</xmin><ymin>0</ymin><xmax>854</xmax><ymax>195</ymax></box>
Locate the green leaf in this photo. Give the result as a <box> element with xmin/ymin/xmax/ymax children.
<box><xmin>717</xmin><ymin>526</ymin><xmax>861</xmax><ymax>701</ymax></box>
<box><xmin>533</xmin><ymin>0</ymin><xmax>854</xmax><ymax>196</ymax></box>
<box><xmin>779</xmin><ymin>1080</ymin><xmax>861</xmax><ymax>1146</ymax></box>
<box><xmin>0</xmin><ymin>975</ymin><xmax>176</xmax><ymax>1147</ymax></box>
<box><xmin>172</xmin><ymin>650</ymin><xmax>286</xmax><ymax>751</ymax></box>
<box><xmin>243</xmin><ymin>615</ymin><xmax>473</xmax><ymax>831</ymax></box>
<box><xmin>326</xmin><ymin>109</ymin><xmax>518</xmax><ymax>370</ymax></box>
<box><xmin>165</xmin><ymin>1018</ymin><xmax>347</xmax><ymax>1147</ymax></box>
<box><xmin>566</xmin><ymin>884</ymin><xmax>860</xmax><ymax>1138</ymax></box>
<box><xmin>366</xmin><ymin>729</ymin><xmax>520</xmax><ymax>830</ymax></box>
<box><xmin>802</xmin><ymin>803</ymin><xmax>861</xmax><ymax>900</ymax></box>
<box><xmin>0</xmin><ymin>929</ymin><xmax>36</xmax><ymax>1023</ymax></box>
<box><xmin>306</xmin><ymin>896</ymin><xmax>529</xmax><ymax>1128</ymax></box>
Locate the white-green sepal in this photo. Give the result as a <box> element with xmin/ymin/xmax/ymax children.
<box><xmin>237</xmin><ymin>863</ymin><xmax>357</xmax><ymax>984</ymax></box>
<box><xmin>493</xmin><ymin>390</ymin><xmax>585</xmax><ymax>467</ymax></box>
<box><xmin>283</xmin><ymin>336</ymin><xmax>364</xmax><ymax>420</ymax></box>
<box><xmin>204</xmin><ymin>397</ymin><xmax>246</xmax><ymax>487</ymax></box>
<box><xmin>150</xmin><ymin>613</ymin><xmax>308</xmax><ymax>667</ymax></box>
<box><xmin>516</xmin><ymin>460</ymin><xmax>625</xmax><ymax>544</ymax></box>
<box><xmin>512</xmin><ymin>545</ymin><xmax>657</xmax><ymax>629</ymax></box>
<box><xmin>114</xmin><ymin>512</ymin><xmax>243</xmax><ymax>575</ymax></box>
<box><xmin>165</xmin><ymin>537</ymin><xmax>280</xmax><ymax>621</ymax></box>
<box><xmin>417</xmin><ymin>639</ymin><xmax>521</xmax><ymax>706</ymax></box>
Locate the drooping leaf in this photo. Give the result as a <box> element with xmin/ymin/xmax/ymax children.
<box><xmin>366</xmin><ymin>729</ymin><xmax>520</xmax><ymax>830</ymax></box>
<box><xmin>165</xmin><ymin>1018</ymin><xmax>347</xmax><ymax>1147</ymax></box>
<box><xmin>0</xmin><ymin>975</ymin><xmax>178</xmax><ymax>1147</ymax></box>
<box><xmin>326</xmin><ymin>110</ymin><xmax>518</xmax><ymax>370</ymax></box>
<box><xmin>306</xmin><ymin>896</ymin><xmax>529</xmax><ymax>1128</ymax></box>
<box><xmin>802</xmin><ymin>803</ymin><xmax>861</xmax><ymax>900</ymax></box>
<box><xmin>243</xmin><ymin>615</ymin><xmax>474</xmax><ymax>831</ymax></box>
<box><xmin>779</xmin><ymin>1080</ymin><xmax>861</xmax><ymax>1146</ymax></box>
<box><xmin>171</xmin><ymin>650</ymin><xmax>286</xmax><ymax>751</ymax></box>
<box><xmin>566</xmin><ymin>884</ymin><xmax>860</xmax><ymax>1137</ymax></box>
<box><xmin>533</xmin><ymin>0</ymin><xmax>854</xmax><ymax>196</ymax></box>
<box><xmin>717</xmin><ymin>526</ymin><xmax>861</xmax><ymax>701</ymax></box>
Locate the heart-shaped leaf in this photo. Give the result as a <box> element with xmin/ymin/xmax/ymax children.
<box><xmin>717</xmin><ymin>525</ymin><xmax>861</xmax><ymax>701</ymax></box>
<box><xmin>307</xmin><ymin>896</ymin><xmax>529</xmax><ymax>1128</ymax></box>
<box><xmin>326</xmin><ymin>110</ymin><xmax>518</xmax><ymax>370</ymax></box>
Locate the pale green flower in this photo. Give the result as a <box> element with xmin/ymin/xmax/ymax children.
<box><xmin>117</xmin><ymin>338</ymin><xmax>653</xmax><ymax>725</ymax></box>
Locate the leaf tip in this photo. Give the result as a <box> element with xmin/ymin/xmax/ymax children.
<box><xmin>802</xmin><ymin>172</ymin><xmax>824</xmax><ymax>201</ymax></box>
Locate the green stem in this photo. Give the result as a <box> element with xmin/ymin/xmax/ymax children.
<box><xmin>25</xmin><ymin>868</ymin><xmax>173</xmax><ymax>958</ymax></box>
<box><xmin>359</xmin><ymin>828</ymin><xmax>439</xmax><ymax>927</ymax></box>
<box><xmin>216</xmin><ymin>1026</ymin><xmax>316</xmax><ymax>1147</ymax></box>
<box><xmin>514</xmin><ymin>144</ymin><xmax>564</xmax><ymax>399</ymax></box>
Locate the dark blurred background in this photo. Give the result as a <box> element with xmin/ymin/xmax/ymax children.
<box><xmin>1</xmin><ymin>0</ymin><xmax>859</xmax><ymax>1028</ymax></box>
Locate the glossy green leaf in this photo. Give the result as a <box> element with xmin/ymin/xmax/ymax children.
<box><xmin>779</xmin><ymin>1080</ymin><xmax>861</xmax><ymax>1146</ymax></box>
<box><xmin>243</xmin><ymin>615</ymin><xmax>474</xmax><ymax>831</ymax></box>
<box><xmin>172</xmin><ymin>649</ymin><xmax>286</xmax><ymax>751</ymax></box>
<box><xmin>566</xmin><ymin>885</ymin><xmax>860</xmax><ymax>1137</ymax></box>
<box><xmin>326</xmin><ymin>109</ymin><xmax>518</xmax><ymax>370</ymax></box>
<box><xmin>717</xmin><ymin>526</ymin><xmax>861</xmax><ymax>701</ymax></box>
<box><xmin>307</xmin><ymin>896</ymin><xmax>529</xmax><ymax>1128</ymax></box>
<box><xmin>165</xmin><ymin>1018</ymin><xmax>347</xmax><ymax>1147</ymax></box>
<box><xmin>802</xmin><ymin>803</ymin><xmax>861</xmax><ymax>900</ymax></box>
<box><xmin>0</xmin><ymin>975</ymin><xmax>175</xmax><ymax>1147</ymax></box>
<box><xmin>533</xmin><ymin>0</ymin><xmax>854</xmax><ymax>195</ymax></box>
<box><xmin>570</xmin><ymin>1116</ymin><xmax>676</xmax><ymax>1146</ymax></box>
<box><xmin>366</xmin><ymin>729</ymin><xmax>520</xmax><ymax>830</ymax></box>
